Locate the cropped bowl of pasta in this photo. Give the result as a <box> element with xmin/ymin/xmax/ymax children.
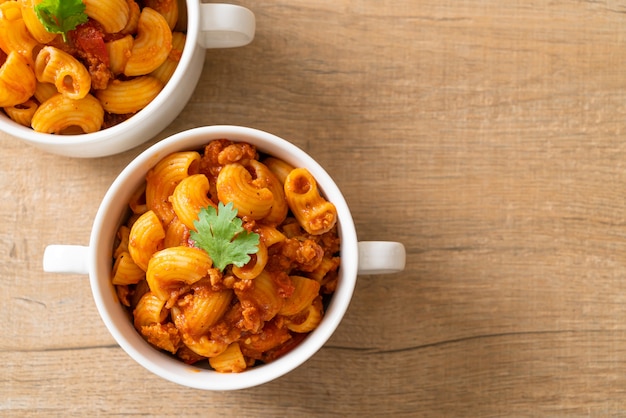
<box><xmin>43</xmin><ymin>125</ymin><xmax>406</xmax><ymax>390</ymax></box>
<box><xmin>0</xmin><ymin>0</ymin><xmax>254</xmax><ymax>158</ymax></box>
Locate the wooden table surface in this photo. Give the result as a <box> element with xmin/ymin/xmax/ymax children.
<box><xmin>3</xmin><ymin>0</ymin><xmax>626</xmax><ymax>416</ymax></box>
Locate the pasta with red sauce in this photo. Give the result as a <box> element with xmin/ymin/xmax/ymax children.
<box><xmin>112</xmin><ymin>139</ymin><xmax>341</xmax><ymax>373</ymax></box>
<box><xmin>0</xmin><ymin>0</ymin><xmax>182</xmax><ymax>132</ymax></box>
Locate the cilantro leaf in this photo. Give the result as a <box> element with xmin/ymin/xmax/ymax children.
<box><xmin>35</xmin><ymin>0</ymin><xmax>89</xmax><ymax>43</ymax></box>
<box><xmin>190</xmin><ymin>202</ymin><xmax>260</xmax><ymax>272</ymax></box>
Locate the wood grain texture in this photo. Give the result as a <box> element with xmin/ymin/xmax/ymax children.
<box><xmin>2</xmin><ymin>0</ymin><xmax>626</xmax><ymax>416</ymax></box>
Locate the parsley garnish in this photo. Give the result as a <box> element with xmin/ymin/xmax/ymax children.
<box><xmin>190</xmin><ymin>202</ymin><xmax>260</xmax><ymax>272</ymax></box>
<box><xmin>35</xmin><ymin>0</ymin><xmax>89</xmax><ymax>43</ymax></box>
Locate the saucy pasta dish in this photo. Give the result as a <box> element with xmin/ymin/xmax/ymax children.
<box><xmin>111</xmin><ymin>139</ymin><xmax>341</xmax><ymax>373</ymax></box>
<box><xmin>0</xmin><ymin>0</ymin><xmax>182</xmax><ymax>133</ymax></box>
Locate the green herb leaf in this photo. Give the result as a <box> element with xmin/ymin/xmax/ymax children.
<box><xmin>190</xmin><ymin>202</ymin><xmax>260</xmax><ymax>272</ymax></box>
<box><xmin>35</xmin><ymin>0</ymin><xmax>89</xmax><ymax>43</ymax></box>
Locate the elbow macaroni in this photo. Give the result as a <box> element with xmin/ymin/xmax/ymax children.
<box><xmin>133</xmin><ymin>291</ymin><xmax>168</xmax><ymax>329</ymax></box>
<box><xmin>0</xmin><ymin>51</ymin><xmax>36</xmax><ymax>107</ymax></box>
<box><xmin>33</xmin><ymin>81</ymin><xmax>56</xmax><ymax>104</ymax></box>
<box><xmin>216</xmin><ymin>163</ymin><xmax>275</xmax><ymax>220</ymax></box>
<box><xmin>20</xmin><ymin>0</ymin><xmax>56</xmax><ymax>44</ymax></box>
<box><xmin>174</xmin><ymin>287</ymin><xmax>233</xmax><ymax>337</ymax></box>
<box><xmin>123</xmin><ymin>7</ymin><xmax>172</xmax><ymax>77</ymax></box>
<box><xmin>3</xmin><ymin>98</ymin><xmax>37</xmax><ymax>126</ymax></box>
<box><xmin>150</xmin><ymin>31</ymin><xmax>185</xmax><ymax>84</ymax></box>
<box><xmin>146</xmin><ymin>246</ymin><xmax>214</xmax><ymax>301</ymax></box>
<box><xmin>121</xmin><ymin>0</ymin><xmax>140</xmax><ymax>34</ymax></box>
<box><xmin>112</xmin><ymin>140</ymin><xmax>341</xmax><ymax>373</ymax></box>
<box><xmin>145</xmin><ymin>151</ymin><xmax>201</xmax><ymax>225</ymax></box>
<box><xmin>35</xmin><ymin>46</ymin><xmax>91</xmax><ymax>100</ymax></box>
<box><xmin>170</xmin><ymin>174</ymin><xmax>217</xmax><ymax>230</ymax></box>
<box><xmin>128</xmin><ymin>209</ymin><xmax>165</xmax><ymax>271</ymax></box>
<box><xmin>105</xmin><ymin>35</ymin><xmax>134</xmax><ymax>75</ymax></box>
<box><xmin>95</xmin><ymin>76</ymin><xmax>163</xmax><ymax>114</ymax></box>
<box><xmin>0</xmin><ymin>0</ymin><xmax>184</xmax><ymax>133</ymax></box>
<box><xmin>209</xmin><ymin>342</ymin><xmax>246</xmax><ymax>373</ymax></box>
<box><xmin>284</xmin><ymin>168</ymin><xmax>338</xmax><ymax>235</ymax></box>
<box><xmin>0</xmin><ymin>1</ymin><xmax>38</xmax><ymax>66</ymax></box>
<box><xmin>145</xmin><ymin>0</ymin><xmax>178</xmax><ymax>30</ymax></box>
<box><xmin>31</xmin><ymin>93</ymin><xmax>104</xmax><ymax>134</ymax></box>
<box><xmin>84</xmin><ymin>0</ymin><xmax>130</xmax><ymax>33</ymax></box>
<box><xmin>163</xmin><ymin>217</ymin><xmax>190</xmax><ymax>248</ymax></box>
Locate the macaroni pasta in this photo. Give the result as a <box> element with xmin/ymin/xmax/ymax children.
<box><xmin>31</xmin><ymin>93</ymin><xmax>104</xmax><ymax>134</ymax></box>
<box><xmin>112</xmin><ymin>139</ymin><xmax>341</xmax><ymax>373</ymax></box>
<box><xmin>284</xmin><ymin>168</ymin><xmax>338</xmax><ymax>235</ymax></box>
<box><xmin>34</xmin><ymin>46</ymin><xmax>91</xmax><ymax>100</ymax></box>
<box><xmin>0</xmin><ymin>0</ymin><xmax>182</xmax><ymax>133</ymax></box>
<box><xmin>0</xmin><ymin>51</ymin><xmax>36</xmax><ymax>107</ymax></box>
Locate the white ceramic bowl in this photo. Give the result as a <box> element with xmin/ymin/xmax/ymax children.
<box><xmin>0</xmin><ymin>3</ymin><xmax>255</xmax><ymax>158</ymax></box>
<box><xmin>43</xmin><ymin>126</ymin><xmax>406</xmax><ymax>390</ymax></box>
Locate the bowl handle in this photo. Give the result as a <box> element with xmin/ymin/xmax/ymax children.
<box><xmin>43</xmin><ymin>245</ymin><xmax>90</xmax><ymax>275</ymax></box>
<box><xmin>199</xmin><ymin>4</ymin><xmax>255</xmax><ymax>49</ymax></box>
<box><xmin>358</xmin><ymin>241</ymin><xmax>406</xmax><ymax>275</ymax></box>
<box><xmin>43</xmin><ymin>241</ymin><xmax>406</xmax><ymax>276</ymax></box>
